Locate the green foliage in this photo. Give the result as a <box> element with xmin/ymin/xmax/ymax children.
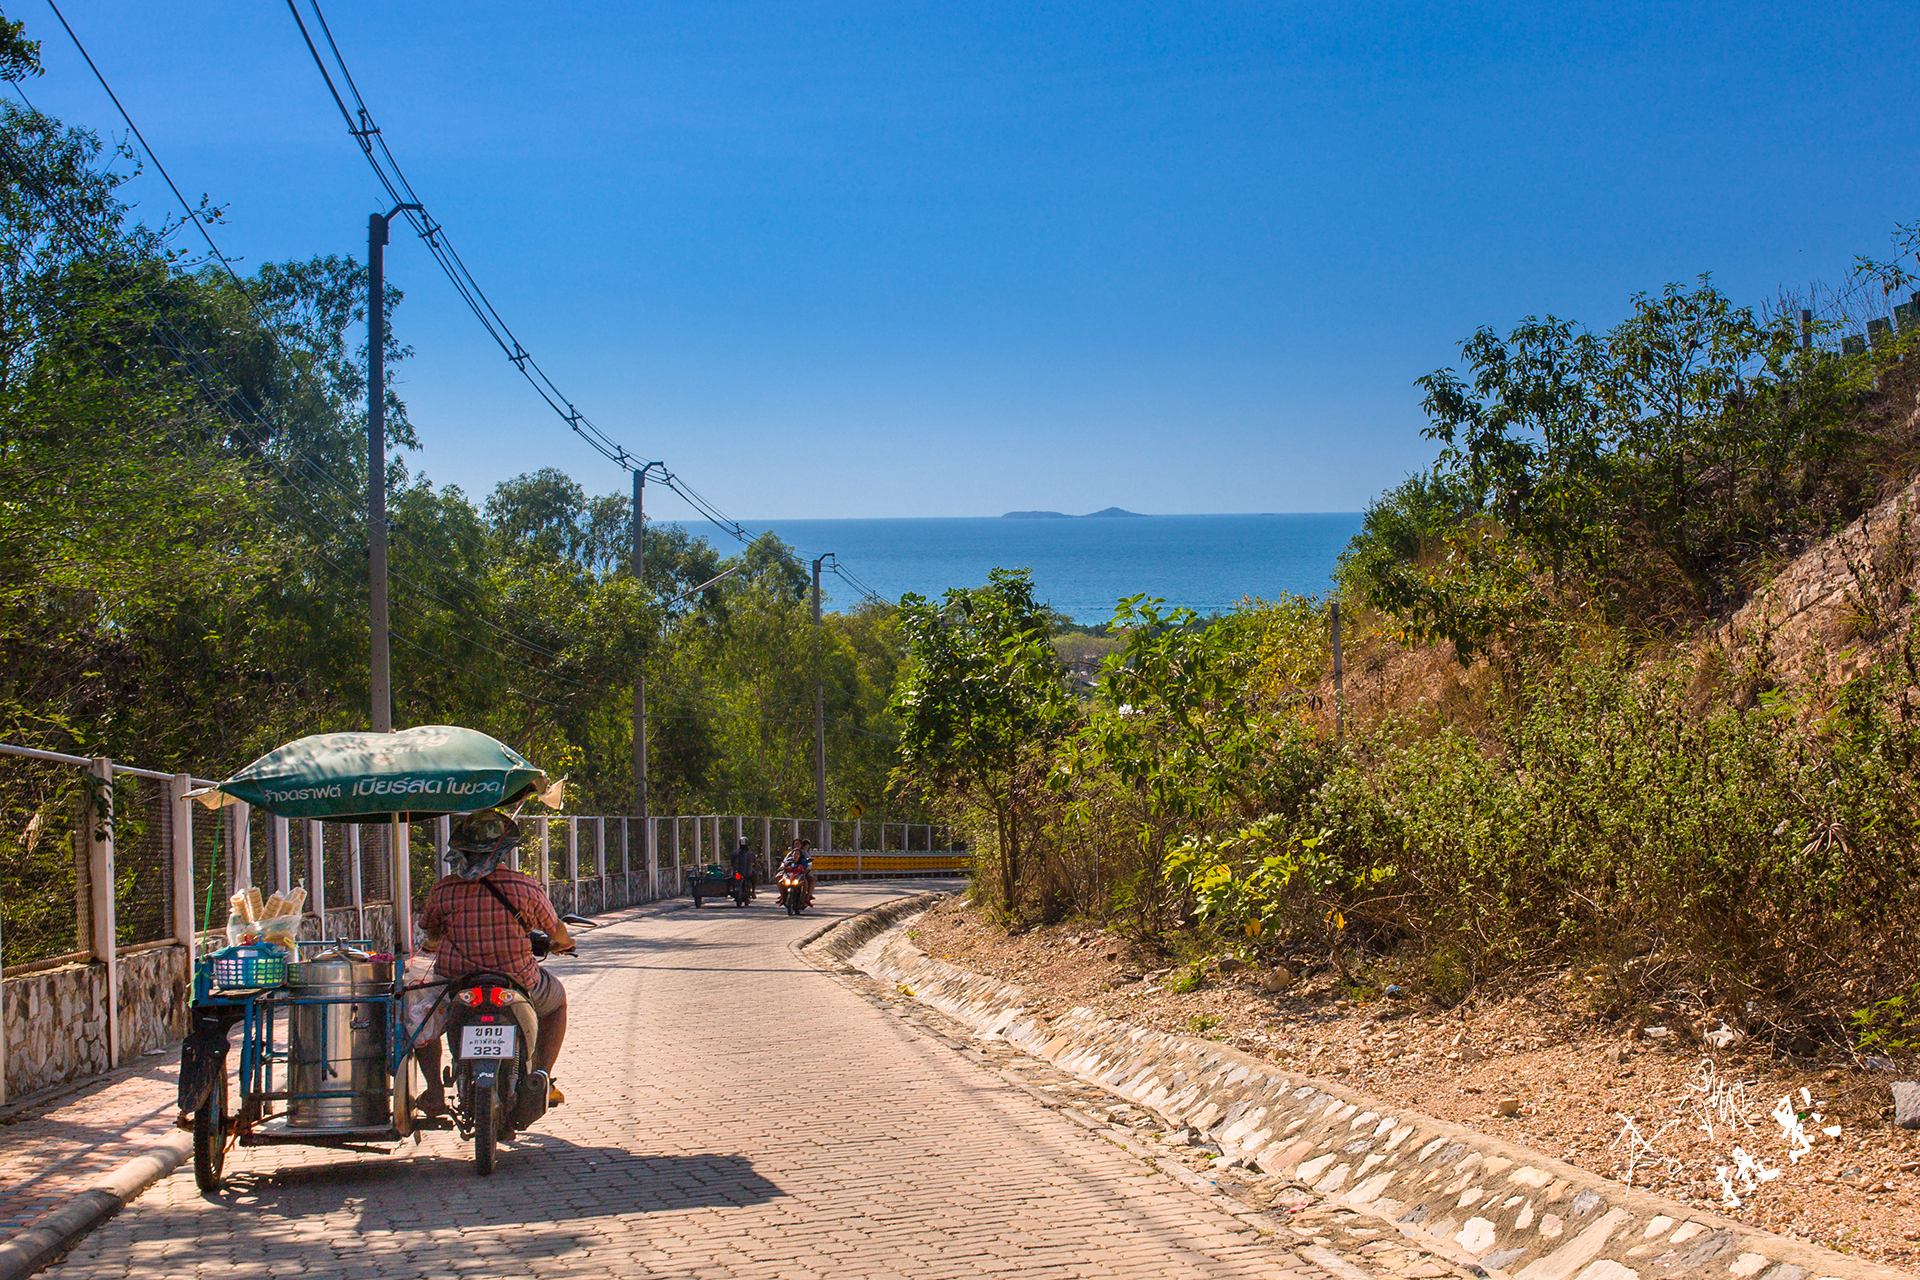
<box><xmin>1851</xmin><ymin>984</ymin><xmax>1920</xmax><ymax>1054</ymax></box>
<box><xmin>0</xmin><ymin>8</ymin><xmax>40</xmax><ymax>84</ymax></box>
<box><xmin>892</xmin><ymin>569</ymin><xmax>1074</xmax><ymax>904</ymax></box>
<box><xmin>0</xmin><ymin>65</ymin><xmax>926</xmax><ymax>844</ymax></box>
<box><xmin>1345</xmin><ymin>278</ymin><xmax>1889</xmax><ymax>648</ymax></box>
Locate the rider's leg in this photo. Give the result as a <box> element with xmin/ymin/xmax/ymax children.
<box><xmin>415</xmin><ymin>1039</ymin><xmax>446</xmax><ymax>1112</ymax></box>
<box><xmin>528</xmin><ymin>970</ymin><xmax>568</xmax><ymax>1075</ymax></box>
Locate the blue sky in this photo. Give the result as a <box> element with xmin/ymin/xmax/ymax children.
<box><xmin>15</xmin><ymin>1</ymin><xmax>1920</xmax><ymax>519</ymax></box>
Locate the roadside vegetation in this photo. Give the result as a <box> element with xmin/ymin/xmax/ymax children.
<box><xmin>0</xmin><ymin>16</ymin><xmax>919</xmax><ymax>962</ymax></box>
<box><xmin>891</xmin><ymin>254</ymin><xmax>1920</xmax><ymax>1057</ymax></box>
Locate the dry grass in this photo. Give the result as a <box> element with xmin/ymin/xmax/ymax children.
<box><xmin>911</xmin><ymin>897</ymin><xmax>1920</xmax><ymax>1265</ymax></box>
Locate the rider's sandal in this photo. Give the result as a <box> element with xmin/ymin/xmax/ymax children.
<box><xmin>416</xmin><ymin>1093</ymin><xmax>451</xmax><ymax>1118</ymax></box>
<box><xmin>547</xmin><ymin>1077</ymin><xmax>565</xmax><ymax>1108</ymax></box>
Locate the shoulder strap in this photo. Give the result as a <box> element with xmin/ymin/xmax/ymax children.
<box><xmin>475</xmin><ymin>875</ymin><xmax>534</xmax><ymax>937</ymax></box>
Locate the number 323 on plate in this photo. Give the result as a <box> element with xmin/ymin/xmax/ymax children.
<box><xmin>460</xmin><ymin>1024</ymin><xmax>517</xmax><ymax>1058</ymax></box>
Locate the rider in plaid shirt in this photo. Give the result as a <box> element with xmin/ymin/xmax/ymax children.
<box><xmin>424</xmin><ymin>870</ymin><xmax>561</xmax><ymax>988</ymax></box>
<box><xmin>414</xmin><ymin>810</ymin><xmax>572</xmax><ymax>1117</ymax></box>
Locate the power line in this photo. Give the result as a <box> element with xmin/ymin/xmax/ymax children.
<box><xmin>14</xmin><ymin>12</ymin><xmax>640</xmax><ymax>663</ymax></box>
<box><xmin>283</xmin><ymin>0</ymin><xmax>853</xmax><ymax>568</ymax></box>
<box><xmin>0</xmin><ymin>103</ymin><xmax>593</xmax><ymax>684</ymax></box>
<box><xmin>54</xmin><ymin>0</ymin><xmax>897</xmax><ymax>626</ymax></box>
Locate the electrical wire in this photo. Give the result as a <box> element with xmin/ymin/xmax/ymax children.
<box><xmin>0</xmin><ymin>118</ymin><xmax>596</xmax><ymax>688</ymax></box>
<box><xmin>28</xmin><ymin>10</ymin><xmax>652</xmax><ymax>649</ymax></box>
<box><xmin>4</xmin><ymin>45</ymin><xmax>613</xmax><ymax>671</ymax></box>
<box><xmin>47</xmin><ymin>0</ymin><xmax>898</xmax><ymax>645</ymax></box>
<box><xmin>285</xmin><ymin>0</ymin><xmax>881</xmax><ymax>582</ymax></box>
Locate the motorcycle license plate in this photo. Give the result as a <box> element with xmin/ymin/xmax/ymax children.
<box><xmin>460</xmin><ymin>1024</ymin><xmax>517</xmax><ymax>1059</ymax></box>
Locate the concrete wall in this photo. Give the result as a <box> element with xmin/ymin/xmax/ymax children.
<box><xmin>117</xmin><ymin>945</ymin><xmax>189</xmax><ymax>1061</ymax></box>
<box><xmin>2</xmin><ymin>961</ymin><xmax>108</xmax><ymax>1099</ymax></box>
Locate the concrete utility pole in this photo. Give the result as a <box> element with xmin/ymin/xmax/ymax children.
<box><xmin>367</xmin><ymin>203</ymin><xmax>420</xmax><ymax>734</ymax></box>
<box><xmin>632</xmin><ymin>465</ymin><xmax>647</xmax><ymax>815</ymax></box>
<box><xmin>812</xmin><ymin>553</ymin><xmax>833</xmax><ymax>851</ymax></box>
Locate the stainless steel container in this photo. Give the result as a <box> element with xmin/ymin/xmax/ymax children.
<box><xmin>287</xmin><ymin>946</ymin><xmax>394</xmax><ymax>1130</ymax></box>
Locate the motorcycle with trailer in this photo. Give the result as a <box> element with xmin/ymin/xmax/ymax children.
<box><xmin>176</xmin><ymin>726</ymin><xmax>579</xmax><ymax>1184</ymax></box>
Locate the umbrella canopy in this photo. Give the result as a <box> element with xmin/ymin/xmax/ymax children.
<box><xmin>192</xmin><ymin>726</ymin><xmax>563</xmax><ymax>822</ymax></box>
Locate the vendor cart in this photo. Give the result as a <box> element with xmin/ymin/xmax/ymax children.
<box><xmin>688</xmin><ymin>863</ymin><xmax>753</xmax><ymax>908</ymax></box>
<box><xmin>177</xmin><ymin>725</ymin><xmax>563</xmax><ymax>1186</ymax></box>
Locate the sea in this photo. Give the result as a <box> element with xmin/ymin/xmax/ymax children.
<box><xmin>672</xmin><ymin>513</ymin><xmax>1364</xmax><ymax>624</ymax></box>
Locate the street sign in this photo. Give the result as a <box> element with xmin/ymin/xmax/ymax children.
<box><xmin>849</xmin><ymin>801</ymin><xmax>865</xmax><ymax>819</ymax></box>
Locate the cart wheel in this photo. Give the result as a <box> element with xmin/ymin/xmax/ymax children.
<box><xmin>692</xmin><ymin>892</ymin><xmax>702</xmax><ymax>909</ymax></box>
<box><xmin>192</xmin><ymin>1068</ymin><xmax>228</xmax><ymax>1192</ymax></box>
<box><xmin>474</xmin><ymin>1080</ymin><xmax>499</xmax><ymax>1176</ymax></box>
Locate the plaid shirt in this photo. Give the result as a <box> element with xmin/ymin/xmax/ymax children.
<box><xmin>421</xmin><ymin>869</ymin><xmax>560</xmax><ymax>988</ymax></box>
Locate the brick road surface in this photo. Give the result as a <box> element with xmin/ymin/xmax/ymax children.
<box><xmin>0</xmin><ymin>1052</ymin><xmax>181</xmax><ymax>1238</ymax></box>
<box><xmin>43</xmin><ymin>882</ymin><xmax>1321</xmax><ymax>1280</ymax></box>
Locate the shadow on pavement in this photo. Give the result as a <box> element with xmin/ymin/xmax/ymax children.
<box><xmin>197</xmin><ymin>1141</ymin><xmax>785</xmax><ymax>1228</ymax></box>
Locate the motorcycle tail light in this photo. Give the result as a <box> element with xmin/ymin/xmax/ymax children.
<box><xmin>453</xmin><ymin>989</ymin><xmax>480</xmax><ymax>1006</ymax></box>
<box><xmin>492</xmin><ymin>987</ymin><xmax>522</xmax><ymax>1006</ymax></box>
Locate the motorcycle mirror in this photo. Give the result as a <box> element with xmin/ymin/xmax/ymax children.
<box><xmin>560</xmin><ymin>913</ymin><xmax>597</xmax><ymax>928</ymax></box>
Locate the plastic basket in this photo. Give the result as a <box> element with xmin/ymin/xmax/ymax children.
<box><xmin>209</xmin><ymin>943</ymin><xmax>288</xmax><ymax>991</ymax></box>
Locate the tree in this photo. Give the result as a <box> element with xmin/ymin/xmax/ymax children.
<box><xmin>891</xmin><ymin>569</ymin><xmax>1073</xmax><ymax>907</ymax></box>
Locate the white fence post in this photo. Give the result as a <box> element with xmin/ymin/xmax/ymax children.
<box><xmin>621</xmin><ymin>817</ymin><xmax>631</xmax><ymax>905</ymax></box>
<box><xmin>170</xmin><ymin>774</ymin><xmax>196</xmax><ymax>951</ymax></box>
<box><xmin>393</xmin><ymin>819</ymin><xmax>412</xmax><ymax>957</ymax></box>
<box><xmin>231</xmin><ymin>802</ymin><xmax>252</xmax><ymax>890</ymax></box>
<box><xmin>672</xmin><ymin>817</ymin><xmax>682</xmax><ymax>891</ymax></box>
<box><xmin>537</xmin><ymin>818</ymin><xmax>551</xmax><ymax>894</ymax></box>
<box><xmin>88</xmin><ymin>756</ymin><xmax>119</xmax><ymax>1068</ymax></box>
<box><xmin>307</xmin><ymin>819</ymin><xmax>326</xmax><ymax>933</ymax></box>
<box><xmin>566</xmin><ymin>818</ymin><xmax>579</xmax><ymax>893</ymax></box>
<box><xmin>435</xmin><ymin>815</ymin><xmax>451</xmax><ymax>880</ymax></box>
<box><xmin>597</xmin><ymin>816</ymin><xmax>608</xmax><ymax>909</ymax></box>
<box><xmin>349</xmin><ymin>825</ymin><xmax>365</xmax><ymax>939</ymax></box>
<box><xmin>645</xmin><ymin>817</ymin><xmax>657</xmax><ymax>901</ymax></box>
<box><xmin>272</xmin><ymin>816</ymin><xmax>291</xmax><ymax>895</ymax></box>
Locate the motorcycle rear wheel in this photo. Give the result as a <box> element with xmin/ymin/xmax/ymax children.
<box><xmin>473</xmin><ymin>1079</ymin><xmax>499</xmax><ymax>1176</ymax></box>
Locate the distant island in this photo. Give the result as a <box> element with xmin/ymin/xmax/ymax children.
<box><xmin>1001</xmin><ymin>507</ymin><xmax>1147</xmax><ymax>519</ymax></box>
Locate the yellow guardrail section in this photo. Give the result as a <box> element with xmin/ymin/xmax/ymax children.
<box><xmin>813</xmin><ymin>853</ymin><xmax>971</xmax><ymax>872</ymax></box>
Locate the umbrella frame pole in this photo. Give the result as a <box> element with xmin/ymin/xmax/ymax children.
<box><xmin>390</xmin><ymin>812</ymin><xmax>414</xmax><ymax>1136</ymax></box>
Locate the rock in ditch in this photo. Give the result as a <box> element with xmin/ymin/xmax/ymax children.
<box><xmin>1893</xmin><ymin>1081</ymin><xmax>1920</xmax><ymax>1131</ymax></box>
<box><xmin>1495</xmin><ymin>1097</ymin><xmax>1522</xmax><ymax>1117</ymax></box>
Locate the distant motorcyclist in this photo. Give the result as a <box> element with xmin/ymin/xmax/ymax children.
<box><xmin>780</xmin><ymin>838</ymin><xmax>816</xmax><ymax>895</ymax></box>
<box><xmin>414</xmin><ymin>809</ymin><xmax>571</xmax><ymax>1117</ymax></box>
<box><xmin>730</xmin><ymin>837</ymin><xmax>755</xmax><ymax>883</ymax></box>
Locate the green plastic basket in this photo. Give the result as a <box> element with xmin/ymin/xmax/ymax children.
<box><xmin>209</xmin><ymin>943</ymin><xmax>288</xmax><ymax>991</ymax></box>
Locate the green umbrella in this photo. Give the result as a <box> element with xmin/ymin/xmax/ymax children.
<box><xmin>192</xmin><ymin>725</ymin><xmax>563</xmax><ymax>822</ymax></box>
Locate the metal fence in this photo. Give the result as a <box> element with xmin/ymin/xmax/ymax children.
<box><xmin>2</xmin><ymin>738</ymin><xmax>968</xmax><ymax>1105</ymax></box>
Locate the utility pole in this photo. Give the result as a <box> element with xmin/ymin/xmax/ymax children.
<box><xmin>632</xmin><ymin>465</ymin><xmax>647</xmax><ymax>816</ymax></box>
<box><xmin>812</xmin><ymin>553</ymin><xmax>833</xmax><ymax>851</ymax></box>
<box><xmin>367</xmin><ymin>203</ymin><xmax>420</xmax><ymax>734</ymax></box>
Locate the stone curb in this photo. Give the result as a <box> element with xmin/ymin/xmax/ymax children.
<box><xmin>799</xmin><ymin>891</ymin><xmax>945</xmax><ymax>958</ymax></box>
<box><xmin>0</xmin><ymin>1131</ymin><xmax>191</xmax><ymax>1280</ymax></box>
<box><xmin>830</xmin><ymin>899</ymin><xmax>1916</xmax><ymax>1280</ymax></box>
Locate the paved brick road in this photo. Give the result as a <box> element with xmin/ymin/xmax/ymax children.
<box><xmin>0</xmin><ymin>1054</ymin><xmax>181</xmax><ymax>1238</ymax></box>
<box><xmin>47</xmin><ymin>882</ymin><xmax>1317</xmax><ymax>1280</ymax></box>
